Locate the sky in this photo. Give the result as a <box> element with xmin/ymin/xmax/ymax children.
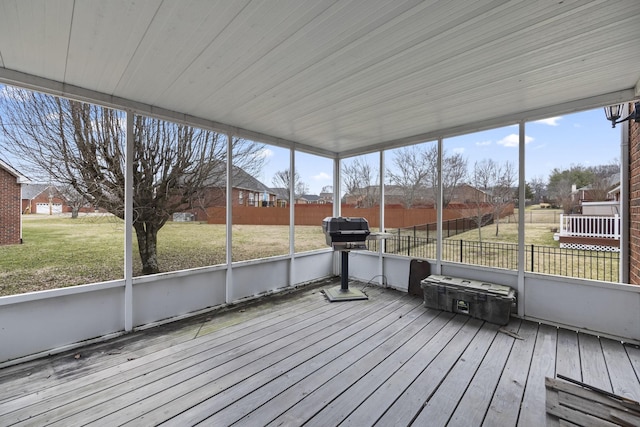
<box><xmin>0</xmin><ymin>81</ymin><xmax>622</xmax><ymax>196</ymax></box>
<box><xmin>256</xmin><ymin>107</ymin><xmax>622</xmax><ymax>194</ymax></box>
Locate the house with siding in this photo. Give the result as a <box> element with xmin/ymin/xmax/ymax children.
<box><xmin>296</xmin><ymin>194</ymin><xmax>324</xmax><ymax>204</ymax></box>
<box><xmin>0</xmin><ymin>160</ymin><xmax>29</xmax><ymax>245</ymax></box>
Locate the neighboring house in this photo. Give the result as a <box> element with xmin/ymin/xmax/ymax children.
<box><xmin>184</xmin><ymin>164</ymin><xmax>279</xmax><ymax>219</ymax></box>
<box><xmin>318</xmin><ymin>191</ymin><xmax>334</xmax><ymax>204</ymax></box>
<box><xmin>21</xmin><ymin>183</ymin><xmax>67</xmax><ymax>214</ymax></box>
<box><xmin>296</xmin><ymin>194</ymin><xmax>324</xmax><ymax>204</ymax></box>
<box><xmin>234</xmin><ymin>171</ymin><xmax>278</xmax><ymax>208</ymax></box>
<box><xmin>343</xmin><ymin>183</ymin><xmax>489</xmax><ymax>207</ymax></box>
<box><xmin>555</xmin><ymin>180</ymin><xmax>622</xmax><ymax>252</ymax></box>
<box><xmin>268</xmin><ymin>187</ymin><xmax>289</xmax><ymax>207</ymax></box>
<box><xmin>0</xmin><ymin>160</ymin><xmax>29</xmax><ymax>245</ymax></box>
<box><xmin>608</xmin><ymin>183</ymin><xmax>621</xmax><ymax>202</ymax></box>
<box><xmin>570</xmin><ymin>173</ymin><xmax>619</xmax><ymax>205</ymax></box>
<box><xmin>448</xmin><ymin>183</ymin><xmax>490</xmax><ymax>204</ymax></box>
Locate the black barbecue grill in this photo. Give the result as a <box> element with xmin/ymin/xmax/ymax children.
<box><xmin>322</xmin><ymin>216</ymin><xmax>370</xmax><ymax>250</ymax></box>
<box><xmin>322</xmin><ymin>217</ymin><xmax>370</xmax><ymax>301</ymax></box>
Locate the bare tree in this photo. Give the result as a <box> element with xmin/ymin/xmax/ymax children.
<box><xmin>0</xmin><ymin>86</ymin><xmax>264</xmax><ymax>274</ymax></box>
<box><xmin>59</xmin><ymin>184</ymin><xmax>88</xmax><ymax>218</ymax></box>
<box><xmin>271</xmin><ymin>169</ymin><xmax>308</xmax><ymax>201</ymax></box>
<box><xmin>420</xmin><ymin>146</ymin><xmax>468</xmax><ymax>207</ymax></box>
<box><xmin>441</xmin><ymin>152</ymin><xmax>468</xmax><ymax>206</ymax></box>
<box><xmin>528</xmin><ymin>175</ymin><xmax>547</xmax><ymax>204</ymax></box>
<box><xmin>469</xmin><ymin>159</ymin><xmax>517</xmax><ymax>241</ymax></box>
<box><xmin>320</xmin><ymin>185</ymin><xmax>333</xmax><ymax>194</ymax></box>
<box><xmin>342</xmin><ymin>157</ymin><xmax>379</xmax><ymax>207</ymax></box>
<box><xmin>387</xmin><ymin>146</ymin><xmax>431</xmax><ymax>208</ymax></box>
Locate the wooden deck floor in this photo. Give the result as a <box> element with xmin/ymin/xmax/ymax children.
<box><xmin>1</xmin><ymin>278</ymin><xmax>640</xmax><ymax>426</ymax></box>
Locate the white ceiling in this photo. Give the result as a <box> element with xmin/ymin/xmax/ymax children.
<box><xmin>0</xmin><ymin>0</ymin><xmax>639</xmax><ymax>158</ymax></box>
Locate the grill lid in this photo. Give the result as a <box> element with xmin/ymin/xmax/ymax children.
<box><xmin>322</xmin><ymin>217</ymin><xmax>370</xmax><ymax>249</ymax></box>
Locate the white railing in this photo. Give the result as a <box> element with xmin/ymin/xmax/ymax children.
<box><xmin>559</xmin><ymin>214</ymin><xmax>620</xmax><ymax>239</ymax></box>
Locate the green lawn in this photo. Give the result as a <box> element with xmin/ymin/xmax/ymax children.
<box><xmin>386</xmin><ymin>215</ymin><xmax>619</xmax><ymax>283</ymax></box>
<box><xmin>0</xmin><ymin>215</ymin><xmax>326</xmax><ymax>296</ymax></box>
<box><xmin>0</xmin><ymin>211</ymin><xmax>617</xmax><ymax>297</ymax></box>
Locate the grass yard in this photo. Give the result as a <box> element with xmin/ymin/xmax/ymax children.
<box><xmin>0</xmin><ymin>211</ymin><xmax>619</xmax><ymax>297</ymax></box>
<box><xmin>0</xmin><ymin>215</ymin><xmax>326</xmax><ymax>297</ymax></box>
<box><xmin>387</xmin><ymin>217</ymin><xmax>619</xmax><ymax>283</ymax></box>
<box><xmin>451</xmin><ymin>222</ymin><xmax>559</xmax><ymax>246</ymax></box>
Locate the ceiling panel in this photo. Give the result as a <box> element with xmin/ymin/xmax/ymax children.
<box><xmin>0</xmin><ymin>0</ymin><xmax>638</xmax><ymax>157</ymax></box>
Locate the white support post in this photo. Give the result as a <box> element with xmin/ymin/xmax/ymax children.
<box><xmin>333</xmin><ymin>157</ymin><xmax>341</xmax><ymax>276</ymax></box>
<box><xmin>225</xmin><ymin>133</ymin><xmax>233</xmax><ymax>303</ymax></box>
<box><xmin>289</xmin><ymin>149</ymin><xmax>295</xmax><ymax>287</ymax></box>
<box><xmin>378</xmin><ymin>150</ymin><xmax>385</xmax><ymax>285</ymax></box>
<box><xmin>517</xmin><ymin>121</ymin><xmax>526</xmax><ymax>317</ymax></box>
<box><xmin>436</xmin><ymin>138</ymin><xmax>443</xmax><ymax>274</ymax></box>
<box><xmin>333</xmin><ymin>157</ymin><xmax>341</xmax><ymax>218</ymax></box>
<box><xmin>124</xmin><ymin>111</ymin><xmax>134</xmax><ymax>331</ymax></box>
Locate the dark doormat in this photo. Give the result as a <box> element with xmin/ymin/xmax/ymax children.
<box><xmin>408</xmin><ymin>259</ymin><xmax>431</xmax><ymax>297</ymax></box>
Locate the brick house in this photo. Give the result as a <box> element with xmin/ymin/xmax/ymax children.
<box><xmin>268</xmin><ymin>187</ymin><xmax>290</xmax><ymax>207</ymax></box>
<box><xmin>183</xmin><ymin>164</ymin><xmax>279</xmax><ymax>220</ymax></box>
<box><xmin>0</xmin><ymin>160</ymin><xmax>28</xmax><ymax>245</ymax></box>
<box><xmin>627</xmin><ymin>103</ymin><xmax>640</xmax><ymax>284</ymax></box>
<box><xmin>343</xmin><ymin>183</ymin><xmax>489</xmax><ymax>207</ymax></box>
<box><xmin>21</xmin><ymin>183</ymin><xmax>67</xmax><ymax>214</ymax></box>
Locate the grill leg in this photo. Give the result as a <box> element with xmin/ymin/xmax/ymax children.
<box><xmin>341</xmin><ymin>250</ymin><xmax>349</xmax><ymax>291</ymax></box>
<box><xmin>324</xmin><ymin>249</ymin><xmax>367</xmax><ymax>302</ymax></box>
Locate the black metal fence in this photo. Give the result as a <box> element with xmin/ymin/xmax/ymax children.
<box><xmin>366</xmin><ymin>236</ymin><xmax>619</xmax><ymax>282</ymax></box>
<box><xmin>395</xmin><ymin>215</ymin><xmax>493</xmax><ymax>241</ymax></box>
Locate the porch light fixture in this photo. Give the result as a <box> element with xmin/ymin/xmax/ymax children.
<box><xmin>604</xmin><ymin>101</ymin><xmax>640</xmax><ymax>128</ymax></box>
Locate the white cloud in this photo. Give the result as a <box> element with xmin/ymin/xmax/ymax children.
<box><xmin>312</xmin><ymin>172</ymin><xmax>331</xmax><ymax>181</ymax></box>
<box><xmin>255</xmin><ymin>148</ymin><xmax>274</xmax><ymax>159</ymax></box>
<box><xmin>535</xmin><ymin>116</ymin><xmax>562</xmax><ymax>126</ymax></box>
<box><xmin>497</xmin><ymin>133</ymin><xmax>533</xmax><ymax>147</ymax></box>
<box><xmin>452</xmin><ymin>147</ymin><xmax>465</xmax><ymax>154</ymax></box>
<box><xmin>475</xmin><ymin>141</ymin><xmax>491</xmax><ymax>146</ymax></box>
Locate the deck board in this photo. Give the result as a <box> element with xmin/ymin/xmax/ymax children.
<box><xmin>482</xmin><ymin>320</ymin><xmax>539</xmax><ymax>426</ymax></box>
<box><xmin>0</xmin><ymin>288</ymin><xmax>358</xmax><ymax>425</ymax></box>
<box><xmin>518</xmin><ymin>323</ymin><xmax>558</xmax><ymax>427</ymax></box>
<box><xmin>373</xmin><ymin>317</ymin><xmax>484</xmax><ymax>426</ymax></box>
<box><xmin>412</xmin><ymin>321</ymin><xmax>500</xmax><ymax>426</ymax></box>
<box><xmin>50</xmin><ymin>290</ymin><xmax>399</xmax><ymax>426</ymax></box>
<box><xmin>556</xmin><ymin>328</ymin><xmax>581</xmax><ymax>381</ymax></box>
<box><xmin>579</xmin><ymin>333</ymin><xmax>612</xmax><ymax>392</ymax></box>
<box><xmin>448</xmin><ymin>319</ymin><xmax>522</xmax><ymax>426</ymax></box>
<box><xmin>237</xmin><ymin>309</ymin><xmax>453</xmax><ymax>426</ymax></box>
<box><xmin>600</xmin><ymin>338</ymin><xmax>640</xmax><ymax>401</ymax></box>
<box><xmin>128</xmin><ymin>293</ymin><xmax>416</xmax><ymax>426</ymax></box>
<box><xmin>0</xmin><ymin>279</ymin><xmax>636</xmax><ymax>427</ymax></box>
<box><xmin>203</xmin><ymin>302</ymin><xmax>431</xmax><ymax>427</ymax></box>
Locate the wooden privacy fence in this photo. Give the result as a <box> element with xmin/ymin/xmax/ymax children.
<box><xmin>205</xmin><ymin>203</ymin><xmax>505</xmax><ymax>229</ymax></box>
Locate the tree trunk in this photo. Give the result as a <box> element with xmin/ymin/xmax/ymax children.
<box><xmin>71</xmin><ymin>207</ymin><xmax>79</xmax><ymax>219</ymax></box>
<box><xmin>134</xmin><ymin>222</ymin><xmax>160</xmax><ymax>275</ymax></box>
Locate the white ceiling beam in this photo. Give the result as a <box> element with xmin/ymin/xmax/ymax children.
<box><xmin>0</xmin><ymin>67</ymin><xmax>339</xmax><ymax>159</ymax></box>
<box><xmin>339</xmin><ymin>88</ymin><xmax>637</xmax><ymax>159</ymax></box>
